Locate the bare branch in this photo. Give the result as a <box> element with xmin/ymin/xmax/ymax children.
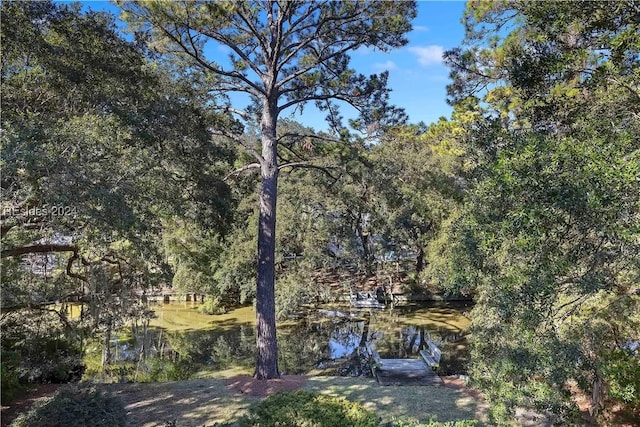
<box><xmin>278</xmin><ymin>161</ymin><xmax>339</xmax><ymax>181</ymax></box>
<box><xmin>213</xmin><ymin>105</ymin><xmax>253</xmax><ymax>121</ymax></box>
<box><xmin>66</xmin><ymin>251</ymin><xmax>88</xmax><ymax>282</ymax></box>
<box><xmin>210</xmin><ymin>129</ymin><xmax>265</xmax><ymax>165</ymax></box>
<box><xmin>224</xmin><ymin>162</ymin><xmax>261</xmax><ymax>180</ymax></box>
<box><xmin>156</xmin><ymin>22</ymin><xmax>265</xmax><ymax>97</ymax></box>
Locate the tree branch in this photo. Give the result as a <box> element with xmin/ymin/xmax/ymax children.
<box><xmin>156</xmin><ymin>21</ymin><xmax>265</xmax><ymax>97</ymax></box>
<box><xmin>276</xmin><ymin>39</ymin><xmax>362</xmax><ymax>92</ymax></box>
<box><xmin>224</xmin><ymin>162</ymin><xmax>261</xmax><ymax>180</ymax></box>
<box><xmin>1</xmin><ymin>244</ymin><xmax>78</xmax><ymax>258</ymax></box>
<box><xmin>278</xmin><ymin>92</ymin><xmax>355</xmax><ymax>115</ymax></box>
<box><xmin>210</xmin><ymin>129</ymin><xmax>265</xmax><ymax>165</ymax></box>
<box><xmin>66</xmin><ymin>251</ymin><xmax>88</xmax><ymax>282</ymax></box>
<box><xmin>278</xmin><ymin>161</ymin><xmax>339</xmax><ymax>181</ymax></box>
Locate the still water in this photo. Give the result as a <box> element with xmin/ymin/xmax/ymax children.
<box><xmin>114</xmin><ymin>301</ymin><xmax>472</xmax><ymax>377</ymax></box>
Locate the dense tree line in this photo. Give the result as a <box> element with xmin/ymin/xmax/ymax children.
<box><xmin>441</xmin><ymin>0</ymin><xmax>640</xmax><ymax>422</ymax></box>
<box><xmin>1</xmin><ymin>0</ymin><xmax>236</xmax><ymax>396</ymax></box>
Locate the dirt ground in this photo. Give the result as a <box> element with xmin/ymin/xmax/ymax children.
<box><xmin>1</xmin><ymin>384</ymin><xmax>61</xmax><ymax>427</ymax></box>
<box><xmin>224</xmin><ymin>374</ymin><xmax>308</xmax><ymax>396</ymax></box>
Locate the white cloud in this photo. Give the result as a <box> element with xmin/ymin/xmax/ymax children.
<box><xmin>413</xmin><ymin>25</ymin><xmax>429</xmax><ymax>32</ymax></box>
<box><xmin>372</xmin><ymin>60</ymin><xmax>398</xmax><ymax>71</ymax></box>
<box><xmin>408</xmin><ymin>45</ymin><xmax>444</xmax><ymax>66</ymax></box>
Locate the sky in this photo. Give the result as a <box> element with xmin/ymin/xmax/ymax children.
<box><xmin>347</xmin><ymin>1</ymin><xmax>468</xmax><ymax>127</ymax></box>
<box><xmin>76</xmin><ymin>1</ymin><xmax>468</xmax><ymax>130</ymax></box>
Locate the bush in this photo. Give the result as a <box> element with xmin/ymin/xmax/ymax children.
<box><xmin>135</xmin><ymin>358</ymin><xmax>193</xmax><ymax>382</ymax></box>
<box><xmin>2</xmin><ymin>314</ymin><xmax>85</xmax><ymax>385</ymax></box>
<box><xmin>1</xmin><ymin>352</ymin><xmax>26</xmax><ymax>404</ymax></box>
<box><xmin>603</xmin><ymin>348</ymin><xmax>640</xmax><ymax>411</ymax></box>
<box><xmin>199</xmin><ymin>296</ymin><xmax>227</xmax><ymax>315</ymax></box>
<box><xmin>390</xmin><ymin>418</ymin><xmax>478</xmax><ymax>427</ymax></box>
<box><xmin>10</xmin><ymin>385</ymin><xmax>126</xmax><ymax>427</ymax></box>
<box><xmin>238</xmin><ymin>390</ymin><xmax>379</xmax><ymax>427</ymax></box>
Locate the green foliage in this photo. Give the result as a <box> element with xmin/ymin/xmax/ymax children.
<box><xmin>135</xmin><ymin>358</ymin><xmax>193</xmax><ymax>383</ymax></box>
<box><xmin>443</xmin><ymin>0</ymin><xmax>640</xmax><ymax>423</ymax></box>
<box><xmin>199</xmin><ymin>296</ymin><xmax>227</xmax><ymax>315</ymax></box>
<box><xmin>373</xmin><ymin>119</ymin><xmax>469</xmax><ymax>287</ymax></box>
<box><xmin>10</xmin><ymin>385</ymin><xmax>126</xmax><ymax>427</ymax></box>
<box><xmin>162</xmin><ymin>218</ymin><xmax>226</xmax><ymax>297</ymax></box>
<box><xmin>0</xmin><ymin>311</ymin><xmax>85</xmax><ymax>386</ymax></box>
<box><xmin>1</xmin><ymin>0</ymin><xmax>236</xmax><ymax>386</ymax></box>
<box><xmin>602</xmin><ymin>348</ymin><xmax>640</xmax><ymax>411</ymax></box>
<box><xmin>212</xmin><ymin>206</ymin><xmax>259</xmax><ymax>304</ymax></box>
<box><xmin>1</xmin><ymin>351</ymin><xmax>26</xmax><ymax>404</ymax></box>
<box><xmin>390</xmin><ymin>418</ymin><xmax>477</xmax><ymax>427</ymax></box>
<box><xmin>238</xmin><ymin>390</ymin><xmax>379</xmax><ymax>427</ymax></box>
<box><xmin>275</xmin><ymin>270</ymin><xmax>317</xmax><ymax>319</ymax></box>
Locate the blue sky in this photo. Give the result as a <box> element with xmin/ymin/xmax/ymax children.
<box><xmin>347</xmin><ymin>1</ymin><xmax>467</xmax><ymax>127</ymax></box>
<box><xmin>77</xmin><ymin>1</ymin><xmax>468</xmax><ymax>130</ymax></box>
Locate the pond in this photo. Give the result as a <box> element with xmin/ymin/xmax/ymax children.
<box><xmin>109</xmin><ymin>301</ymin><xmax>472</xmax><ymax>378</ymax></box>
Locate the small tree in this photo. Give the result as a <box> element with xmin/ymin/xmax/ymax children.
<box><xmin>121</xmin><ymin>0</ymin><xmax>416</xmax><ymax>378</ymax></box>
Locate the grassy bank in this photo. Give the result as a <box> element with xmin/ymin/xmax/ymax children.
<box><xmin>98</xmin><ymin>376</ymin><xmax>487</xmax><ymax>427</ymax></box>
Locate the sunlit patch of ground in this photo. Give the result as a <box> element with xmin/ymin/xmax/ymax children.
<box><xmin>105</xmin><ymin>375</ymin><xmax>487</xmax><ymax>426</ymax></box>
<box><xmin>3</xmin><ymin>374</ymin><xmax>488</xmax><ymax>427</ymax></box>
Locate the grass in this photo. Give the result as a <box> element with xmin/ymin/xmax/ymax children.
<box><xmin>303</xmin><ymin>377</ymin><xmax>485</xmax><ymax>426</ymax></box>
<box><xmin>101</xmin><ymin>378</ymin><xmax>260</xmax><ymax>426</ymax></box>
<box><xmin>98</xmin><ymin>375</ymin><xmax>487</xmax><ymax>427</ymax></box>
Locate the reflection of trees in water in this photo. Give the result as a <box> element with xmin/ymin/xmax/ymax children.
<box><xmin>280</xmin><ymin>317</ymin><xmax>370</xmax><ymax>375</ymax></box>
<box><xmin>112</xmin><ymin>305</ymin><xmax>469</xmax><ymax>377</ymax></box>
<box><xmin>121</xmin><ymin>318</ymin><xmax>372</xmax><ymax>375</ymax></box>
<box><xmin>372</xmin><ymin>325</ymin><xmax>428</xmax><ymax>358</ymax></box>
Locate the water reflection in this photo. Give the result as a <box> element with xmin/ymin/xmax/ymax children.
<box><xmin>110</xmin><ymin>301</ymin><xmax>471</xmax><ymax>378</ymax></box>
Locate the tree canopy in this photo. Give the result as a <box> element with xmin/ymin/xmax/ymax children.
<box><xmin>443</xmin><ymin>0</ymin><xmax>640</xmax><ymax>422</ymax></box>
<box><xmin>1</xmin><ymin>0</ymin><xmax>235</xmax><ymax>385</ymax></box>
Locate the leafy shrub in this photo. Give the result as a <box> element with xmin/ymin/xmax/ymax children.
<box><xmin>2</xmin><ymin>314</ymin><xmax>85</xmax><ymax>385</ymax></box>
<box><xmin>1</xmin><ymin>351</ymin><xmax>26</xmax><ymax>404</ymax></box>
<box><xmin>603</xmin><ymin>348</ymin><xmax>640</xmax><ymax>411</ymax></box>
<box><xmin>199</xmin><ymin>296</ymin><xmax>227</xmax><ymax>315</ymax></box>
<box><xmin>10</xmin><ymin>385</ymin><xmax>126</xmax><ymax>427</ymax></box>
<box><xmin>238</xmin><ymin>390</ymin><xmax>379</xmax><ymax>427</ymax></box>
<box><xmin>390</xmin><ymin>418</ymin><xmax>478</xmax><ymax>427</ymax></box>
<box><xmin>135</xmin><ymin>358</ymin><xmax>193</xmax><ymax>382</ymax></box>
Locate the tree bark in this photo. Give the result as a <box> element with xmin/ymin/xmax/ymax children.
<box><xmin>255</xmin><ymin>100</ymin><xmax>280</xmax><ymax>379</ymax></box>
<box><xmin>102</xmin><ymin>321</ymin><xmax>112</xmax><ymax>370</ymax></box>
<box><xmin>416</xmin><ymin>246</ymin><xmax>425</xmax><ymax>273</ymax></box>
<box><xmin>1</xmin><ymin>243</ymin><xmax>77</xmax><ymax>258</ymax></box>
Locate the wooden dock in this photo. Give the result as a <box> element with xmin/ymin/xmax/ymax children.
<box><xmin>366</xmin><ymin>342</ymin><xmax>443</xmax><ymax>386</ymax></box>
<box><xmin>374</xmin><ymin>358</ymin><xmax>442</xmax><ymax>386</ymax></box>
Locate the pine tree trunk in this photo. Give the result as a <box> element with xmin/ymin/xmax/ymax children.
<box><xmin>255</xmin><ymin>103</ymin><xmax>280</xmax><ymax>379</ymax></box>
